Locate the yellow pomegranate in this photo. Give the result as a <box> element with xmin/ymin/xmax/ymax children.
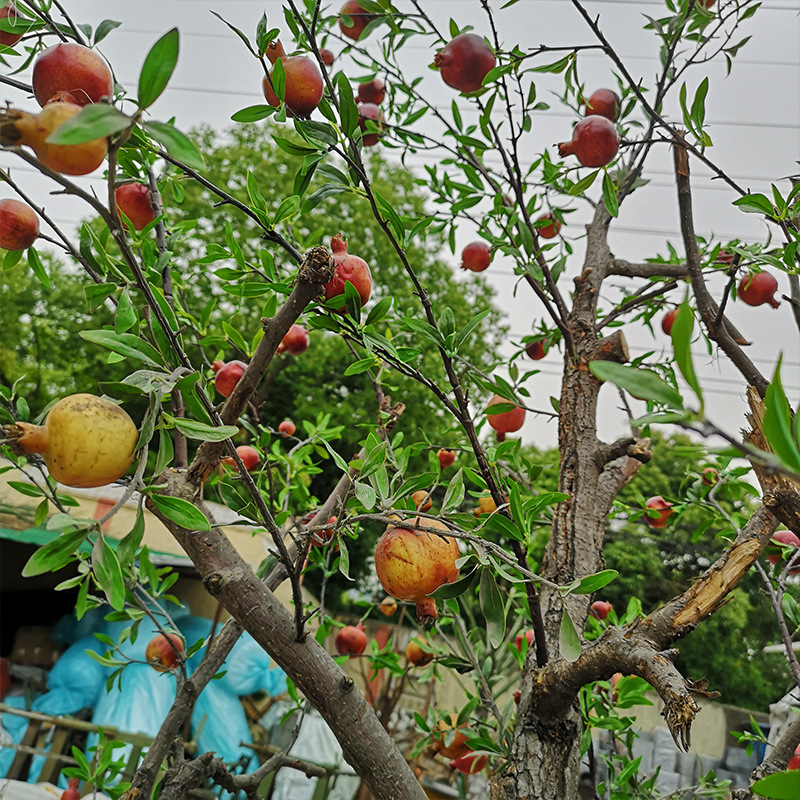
<box><xmin>5</xmin><ymin>393</ymin><xmax>138</xmax><ymax>487</ymax></box>
<box><xmin>374</xmin><ymin>517</ymin><xmax>459</xmax><ymax>624</ymax></box>
<box><xmin>0</xmin><ymin>100</ymin><xmax>108</xmax><ymax>175</ymax></box>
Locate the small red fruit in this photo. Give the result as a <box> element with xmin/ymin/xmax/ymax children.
<box><xmin>536</xmin><ymin>214</ymin><xmax>562</xmax><ymax>240</ymax></box>
<box><xmin>310</xmin><ymin>515</ymin><xmax>337</xmax><ymax>547</ymax></box>
<box><xmin>766</xmin><ymin>530</ymin><xmax>800</xmax><ymax>574</ymax></box>
<box><xmin>222</xmin><ymin>445</ymin><xmax>260</xmax><ymax>472</ymax></box>
<box><xmin>324</xmin><ymin>234</ymin><xmax>373</xmax><ymax>311</ymax></box>
<box><xmin>590</xmin><ymin>600</ymin><xmax>612</xmax><ymax>621</ymax></box>
<box><xmin>737</xmin><ymin>271</ymin><xmax>780</xmax><ymax>309</ymax></box>
<box><xmin>716</xmin><ymin>249</ymin><xmax>733</xmax><ymax>264</ymax></box>
<box><xmin>644</xmin><ymin>496</ymin><xmax>673</xmax><ymax>529</ymax></box>
<box><xmin>0</xmin><ymin>2</ymin><xmax>23</xmax><ymax>48</ymax></box>
<box><xmin>339</xmin><ymin>0</ymin><xmax>376</xmax><ymax>41</ymax></box>
<box><xmin>406</xmin><ymin>638</ymin><xmax>434</xmax><ymax>666</ymax></box>
<box><xmin>460</xmin><ymin>241</ymin><xmax>491</xmax><ymax>272</ymax></box>
<box><xmin>212</xmin><ymin>359</ymin><xmax>247</xmax><ymax>398</ymax></box>
<box><xmin>335</xmin><ymin>623</ymin><xmax>367</xmax><ymax>656</ymax></box>
<box><xmin>32</xmin><ymin>42</ymin><xmax>113</xmax><ymax>107</ymax></box>
<box><xmin>437</xmin><ymin>448</ymin><xmax>456</xmax><ymax>469</ymax></box>
<box><xmin>319</xmin><ymin>49</ymin><xmax>335</xmax><ymax>67</ymax></box>
<box><xmin>0</xmin><ymin>198</ymin><xmax>39</xmax><ymax>250</ymax></box>
<box><xmin>374</xmin><ymin>518</ymin><xmax>459</xmax><ymax>624</ymax></box>
<box><xmin>115</xmin><ymin>183</ymin><xmax>155</xmax><ymax>231</ymax></box>
<box><xmin>661</xmin><ymin>308</ymin><xmax>679</xmax><ymax>335</ymax></box>
<box><xmin>450</xmin><ymin>751</ymin><xmax>488</xmax><ymax>775</ymax></box>
<box><xmin>263</xmin><ymin>41</ymin><xmax>324</xmax><ymax>119</ymax></box>
<box><xmin>583</xmin><ymin>88</ymin><xmax>621</xmax><ymax>122</ymax></box>
<box><xmin>357</xmin><ymin>102</ymin><xmax>384</xmax><ymax>146</ymax></box>
<box><xmin>486</xmin><ymin>394</ymin><xmax>525</xmax><ymax>435</ymax></box>
<box><xmin>558</xmin><ymin>116</ymin><xmax>620</xmax><ymax>168</ymax></box>
<box><xmin>434</xmin><ymin>33</ymin><xmax>496</xmax><ymax>93</ymax></box>
<box><xmin>701</xmin><ymin>467</ymin><xmax>719</xmax><ymax>486</ymax></box>
<box><xmin>525</xmin><ymin>340</ymin><xmax>547</xmax><ymax>360</ymax></box>
<box><xmin>514</xmin><ymin>629</ymin><xmax>534</xmax><ymax>651</ymax></box>
<box><xmin>61</xmin><ymin>778</ymin><xmax>80</xmax><ymax>800</ymax></box>
<box><xmin>412</xmin><ymin>490</ymin><xmax>433</xmax><ymax>512</ymax></box>
<box><xmin>357</xmin><ymin>78</ymin><xmax>385</xmax><ymax>105</ymax></box>
<box><xmin>145</xmin><ymin>632</ymin><xmax>184</xmax><ymax>672</ymax></box>
<box><xmin>278</xmin><ymin>324</ymin><xmax>310</xmax><ymax>355</ymax></box>
<box><xmin>278</xmin><ymin>419</ymin><xmax>296</xmax><ymax>437</ymax></box>
<box><xmin>788</xmin><ymin>745</ymin><xmax>800</xmax><ymax>770</ymax></box>
<box><xmin>379</xmin><ymin>596</ymin><xmax>398</xmax><ymax>616</ymax></box>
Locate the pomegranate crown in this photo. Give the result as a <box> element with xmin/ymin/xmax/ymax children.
<box><xmin>331</xmin><ymin>233</ymin><xmax>348</xmax><ymax>253</ymax></box>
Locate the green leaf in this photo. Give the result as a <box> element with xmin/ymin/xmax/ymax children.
<box><xmin>572</xmin><ymin>570</ymin><xmax>618</xmax><ymax>595</ymax></box>
<box><xmin>144</xmin><ymin>121</ymin><xmax>205</xmax><ymax>170</ymax></box>
<box><xmin>138</xmin><ymin>28</ymin><xmax>179</xmax><ymax>109</ymax></box>
<box><xmin>27</xmin><ymin>248</ymin><xmax>51</xmax><ymax>289</ymax></box>
<box><xmin>92</xmin><ymin>536</ymin><xmax>126</xmax><ymax>610</ymax></box>
<box><xmin>148</xmin><ymin>494</ymin><xmax>211</xmax><ymax>531</ymax></box>
<box><xmin>170</xmin><ymin>417</ymin><xmax>239</xmax><ymax>442</ymax></box>
<box><xmin>344</xmin><ymin>358</ymin><xmax>376</xmax><ymax>376</ymax></box>
<box><xmin>559</xmin><ymin>607</ymin><xmax>582</xmax><ymax>662</ymax></box>
<box><xmin>22</xmin><ymin>526</ymin><xmax>91</xmax><ymax>577</ymax></box>
<box><xmin>763</xmin><ymin>360</ymin><xmax>800</xmax><ymax>472</ymax></box>
<box><xmin>484</xmin><ymin>512</ymin><xmax>524</xmax><ymax>542</ymax></box>
<box><xmin>354</xmin><ymin>481</ymin><xmax>376</xmax><ymax>510</ymax></box>
<box><xmin>602</xmin><ymin>171</ymin><xmax>619</xmax><ymax>218</ymax></box>
<box><xmin>479</xmin><ymin>568</ymin><xmax>506</xmax><ymax>648</ymax></box>
<box><xmin>231</xmin><ymin>105</ymin><xmax>274</xmax><ymax>123</ymax></box>
<box><xmin>589</xmin><ymin>361</ymin><xmax>683</xmax><ymax>408</ymax></box>
<box><xmin>94</xmin><ymin>19</ymin><xmax>121</xmax><ymax>44</ymax></box>
<box><xmin>441</xmin><ymin>468</ymin><xmax>465</xmax><ymax>514</ymax></box>
<box><xmin>115</xmin><ymin>287</ymin><xmax>137</xmax><ymax>334</ymax></box>
<box><xmin>8</xmin><ymin>480</ymin><xmax>44</xmax><ymax>498</ymax></box>
<box><xmin>569</xmin><ymin>169</ymin><xmax>599</xmax><ymax>196</ymax></box>
<box><xmin>117</xmin><ymin>507</ymin><xmax>145</xmax><ymax>568</ymax></box>
<box><xmin>429</xmin><ymin>569</ymin><xmax>477</xmax><ymax>600</ymax></box>
<box><xmin>670</xmin><ymin>297</ymin><xmax>703</xmax><ymax>410</ymax></box>
<box><xmin>337</xmin><ymin>72</ymin><xmax>359</xmax><ymax>137</ymax></box>
<box><xmin>733</xmin><ymin>193</ymin><xmax>775</xmax><ymax>217</ymax></box>
<box><xmin>616</xmin><ymin>755</ymin><xmax>643</xmax><ymax>786</ymax></box>
<box><xmin>45</xmin><ymin>104</ymin><xmax>130</xmax><ymax>145</ymax></box>
<box><xmin>751</xmin><ymin>771</ymin><xmax>800</xmax><ymax>800</ymax></box>
<box><xmin>365</xmin><ymin>296</ymin><xmax>392</xmax><ymax>327</ymax></box>
<box><xmin>79</xmin><ymin>329</ymin><xmax>162</xmax><ymax>367</ymax></box>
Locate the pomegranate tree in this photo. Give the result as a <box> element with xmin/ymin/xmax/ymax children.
<box><xmin>4</xmin><ymin>393</ymin><xmax>138</xmax><ymax>488</ymax></box>
<box><xmin>374</xmin><ymin>517</ymin><xmax>459</xmax><ymax>624</ymax></box>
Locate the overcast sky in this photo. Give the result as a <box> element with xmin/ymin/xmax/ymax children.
<box><xmin>2</xmin><ymin>0</ymin><xmax>798</xmax><ymax>451</ymax></box>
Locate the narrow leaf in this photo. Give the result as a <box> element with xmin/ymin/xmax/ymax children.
<box><xmin>45</xmin><ymin>104</ymin><xmax>130</xmax><ymax>145</ymax></box>
<box><xmin>559</xmin><ymin>607</ymin><xmax>582</xmax><ymax>662</ymax></box>
<box><xmin>138</xmin><ymin>28</ymin><xmax>179</xmax><ymax>109</ymax></box>
<box><xmin>149</xmin><ymin>494</ymin><xmax>211</xmax><ymax>531</ymax></box>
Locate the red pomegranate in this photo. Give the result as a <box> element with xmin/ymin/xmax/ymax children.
<box><xmin>357</xmin><ymin>78</ymin><xmax>385</xmax><ymax>105</ymax></box>
<box><xmin>278</xmin><ymin>419</ymin><xmax>296</xmax><ymax>437</ymax></box>
<box><xmin>701</xmin><ymin>467</ymin><xmax>719</xmax><ymax>486</ymax></box>
<box><xmin>0</xmin><ymin>2</ymin><xmax>23</xmax><ymax>47</ymax></box>
<box><xmin>766</xmin><ymin>530</ymin><xmax>800</xmax><ymax>575</ymax></box>
<box><xmin>357</xmin><ymin>102</ymin><xmax>384</xmax><ymax>146</ymax></box>
<box><xmin>486</xmin><ymin>394</ymin><xmax>525</xmax><ymax>435</ymax></box>
<box><xmin>558</xmin><ymin>116</ymin><xmax>620</xmax><ymax>168</ymax></box>
<box><xmin>323</xmin><ymin>234</ymin><xmax>373</xmax><ymax>311</ymax></box>
<box><xmin>537</xmin><ymin>214</ymin><xmax>562</xmax><ymax>239</ymax></box>
<box><xmin>310</xmin><ymin>515</ymin><xmax>337</xmax><ymax>547</ymax></box>
<box><xmin>32</xmin><ymin>42</ymin><xmax>113</xmax><ymax>107</ymax></box>
<box><xmin>590</xmin><ymin>600</ymin><xmax>612</xmax><ymax>621</ymax></box>
<box><xmin>460</xmin><ymin>241</ymin><xmax>491</xmax><ymax>272</ymax></box>
<box><xmin>644</xmin><ymin>496</ymin><xmax>673</xmax><ymax>529</ymax></box>
<box><xmin>263</xmin><ymin>41</ymin><xmax>323</xmax><ymax>119</ymax></box>
<box><xmin>212</xmin><ymin>360</ymin><xmax>247</xmax><ymax>398</ymax></box>
<box><xmin>434</xmin><ymin>33</ymin><xmax>495</xmax><ymax>93</ymax></box>
<box><xmin>221</xmin><ymin>445</ymin><xmax>260</xmax><ymax>472</ymax></box>
<box><xmin>661</xmin><ymin>308</ymin><xmax>679</xmax><ymax>335</ymax></box>
<box><xmin>437</xmin><ymin>448</ymin><xmax>456</xmax><ymax>469</ymax></box>
<box><xmin>0</xmin><ymin>198</ymin><xmax>39</xmax><ymax>250</ymax></box>
<box><xmin>737</xmin><ymin>271</ymin><xmax>779</xmax><ymax>308</ymax></box>
<box><xmin>514</xmin><ymin>629</ymin><xmax>534</xmax><ymax>651</ymax></box>
<box><xmin>525</xmin><ymin>340</ymin><xmax>547</xmax><ymax>360</ymax></box>
<box><xmin>278</xmin><ymin>324</ymin><xmax>310</xmax><ymax>355</ymax></box>
<box><xmin>374</xmin><ymin>518</ymin><xmax>459</xmax><ymax>624</ymax></box>
<box><xmin>61</xmin><ymin>778</ymin><xmax>81</xmax><ymax>800</ymax></box>
<box><xmin>320</xmin><ymin>49</ymin><xmax>335</xmax><ymax>67</ymax></box>
<box><xmin>335</xmin><ymin>623</ymin><xmax>367</xmax><ymax>656</ymax></box>
<box><xmin>450</xmin><ymin>751</ymin><xmax>488</xmax><ymax>775</ymax></box>
<box><xmin>339</xmin><ymin>0</ymin><xmax>376</xmax><ymax>40</ymax></box>
<box><xmin>583</xmin><ymin>88</ymin><xmax>621</xmax><ymax>122</ymax></box>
